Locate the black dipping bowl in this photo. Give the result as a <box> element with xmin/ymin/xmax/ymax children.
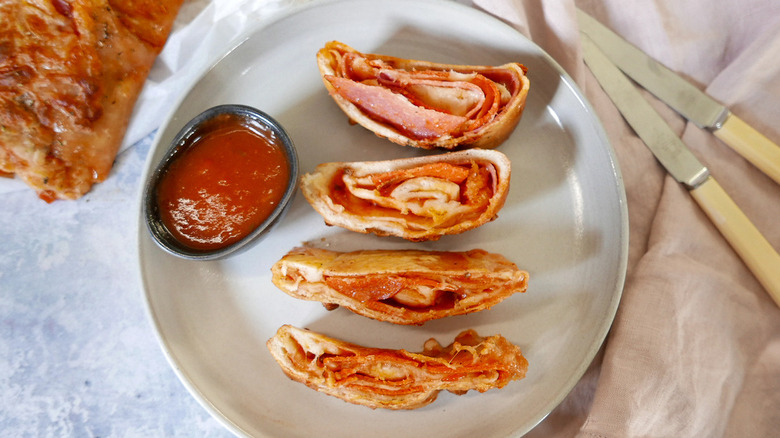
<box><xmin>142</xmin><ymin>104</ymin><xmax>299</xmax><ymax>261</ymax></box>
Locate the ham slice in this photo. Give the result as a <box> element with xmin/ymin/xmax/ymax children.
<box><xmin>325</xmin><ymin>76</ymin><xmax>468</xmax><ymax>139</ymax></box>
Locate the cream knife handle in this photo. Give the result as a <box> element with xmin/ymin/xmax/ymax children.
<box><xmin>690</xmin><ymin>177</ymin><xmax>780</xmax><ymax>306</ymax></box>
<box><xmin>714</xmin><ymin>114</ymin><xmax>780</xmax><ymax>186</ymax></box>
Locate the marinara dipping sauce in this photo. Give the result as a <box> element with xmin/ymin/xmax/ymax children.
<box><xmin>155</xmin><ymin>111</ymin><xmax>291</xmax><ymax>252</ymax></box>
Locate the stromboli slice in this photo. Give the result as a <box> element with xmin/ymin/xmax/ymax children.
<box><xmin>266</xmin><ymin>324</ymin><xmax>528</xmax><ymax>410</ymax></box>
<box><xmin>317</xmin><ymin>41</ymin><xmax>530</xmax><ymax>150</ymax></box>
<box><xmin>300</xmin><ymin>149</ymin><xmax>511</xmax><ymax>241</ymax></box>
<box><xmin>271</xmin><ymin>247</ymin><xmax>528</xmax><ymax>325</ymax></box>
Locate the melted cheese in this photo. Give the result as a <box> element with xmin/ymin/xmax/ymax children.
<box><xmin>344</xmin><ymin>173</ymin><xmax>470</xmax><ymax>224</ymax></box>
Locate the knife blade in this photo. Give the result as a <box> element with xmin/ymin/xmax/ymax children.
<box><xmin>581</xmin><ymin>33</ymin><xmax>780</xmax><ymax>307</ymax></box>
<box><xmin>577</xmin><ymin>8</ymin><xmax>780</xmax><ymax>186</ymax></box>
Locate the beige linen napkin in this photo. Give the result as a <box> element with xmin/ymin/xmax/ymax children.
<box><xmin>473</xmin><ymin>0</ymin><xmax>780</xmax><ymax>436</ymax></box>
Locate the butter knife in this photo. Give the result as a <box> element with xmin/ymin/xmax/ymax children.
<box><xmin>577</xmin><ymin>9</ymin><xmax>780</xmax><ymax>186</ymax></box>
<box><xmin>581</xmin><ymin>33</ymin><xmax>780</xmax><ymax>307</ymax></box>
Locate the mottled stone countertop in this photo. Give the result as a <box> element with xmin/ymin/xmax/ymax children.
<box><xmin>1</xmin><ymin>134</ymin><xmax>233</xmax><ymax>437</ymax></box>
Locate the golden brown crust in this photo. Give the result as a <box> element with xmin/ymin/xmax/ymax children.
<box><xmin>316</xmin><ymin>40</ymin><xmax>530</xmax><ymax>150</ymax></box>
<box><xmin>271</xmin><ymin>246</ymin><xmax>528</xmax><ymax>325</ymax></box>
<box><xmin>300</xmin><ymin>149</ymin><xmax>511</xmax><ymax>241</ymax></box>
<box><xmin>0</xmin><ymin>0</ymin><xmax>183</xmax><ymax>202</ymax></box>
<box><xmin>266</xmin><ymin>325</ymin><xmax>528</xmax><ymax>409</ymax></box>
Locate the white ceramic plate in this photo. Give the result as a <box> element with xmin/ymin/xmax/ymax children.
<box><xmin>137</xmin><ymin>0</ymin><xmax>628</xmax><ymax>436</ymax></box>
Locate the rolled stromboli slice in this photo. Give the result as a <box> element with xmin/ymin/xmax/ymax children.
<box><xmin>271</xmin><ymin>246</ymin><xmax>528</xmax><ymax>325</ymax></box>
<box><xmin>266</xmin><ymin>324</ymin><xmax>528</xmax><ymax>410</ymax></box>
<box><xmin>317</xmin><ymin>41</ymin><xmax>530</xmax><ymax>150</ymax></box>
<box><xmin>300</xmin><ymin>149</ymin><xmax>510</xmax><ymax>241</ymax></box>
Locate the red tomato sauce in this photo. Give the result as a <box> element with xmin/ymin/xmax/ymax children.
<box><xmin>156</xmin><ymin>114</ymin><xmax>290</xmax><ymax>251</ymax></box>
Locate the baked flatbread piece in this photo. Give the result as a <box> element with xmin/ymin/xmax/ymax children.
<box><xmin>267</xmin><ymin>324</ymin><xmax>528</xmax><ymax>410</ymax></box>
<box><xmin>300</xmin><ymin>148</ymin><xmax>511</xmax><ymax>241</ymax></box>
<box><xmin>271</xmin><ymin>246</ymin><xmax>528</xmax><ymax>325</ymax></box>
<box><xmin>0</xmin><ymin>0</ymin><xmax>183</xmax><ymax>201</ymax></box>
<box><xmin>317</xmin><ymin>40</ymin><xmax>530</xmax><ymax>150</ymax></box>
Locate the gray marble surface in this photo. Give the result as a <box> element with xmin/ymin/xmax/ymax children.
<box><xmin>1</xmin><ymin>134</ymin><xmax>232</xmax><ymax>437</ymax></box>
